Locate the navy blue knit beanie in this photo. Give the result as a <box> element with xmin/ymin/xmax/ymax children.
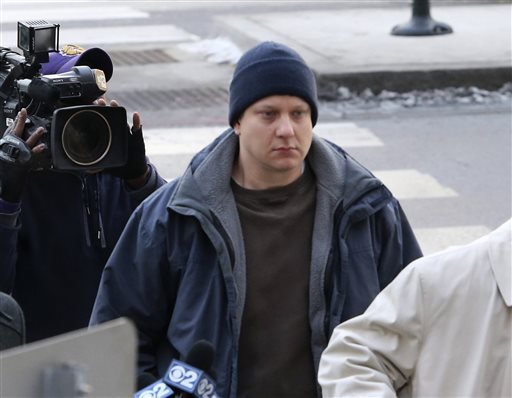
<box><xmin>229</xmin><ymin>41</ymin><xmax>318</xmax><ymax>127</ymax></box>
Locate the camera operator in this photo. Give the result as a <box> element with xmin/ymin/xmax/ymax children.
<box><xmin>0</xmin><ymin>46</ymin><xmax>166</xmax><ymax>343</ymax></box>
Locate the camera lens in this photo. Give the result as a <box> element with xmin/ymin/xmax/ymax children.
<box><xmin>61</xmin><ymin>110</ymin><xmax>112</xmax><ymax>166</ymax></box>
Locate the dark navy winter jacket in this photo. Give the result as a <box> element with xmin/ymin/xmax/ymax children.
<box><xmin>0</xmin><ymin>166</ymin><xmax>165</xmax><ymax>342</ymax></box>
<box><xmin>91</xmin><ymin>130</ymin><xmax>422</xmax><ymax>398</ymax></box>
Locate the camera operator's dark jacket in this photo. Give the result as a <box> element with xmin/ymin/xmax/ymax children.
<box><xmin>90</xmin><ymin>130</ymin><xmax>423</xmax><ymax>398</ymax></box>
<box><xmin>0</xmin><ymin>167</ymin><xmax>165</xmax><ymax>342</ymax></box>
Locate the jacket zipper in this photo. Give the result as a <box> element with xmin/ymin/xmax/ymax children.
<box><xmin>81</xmin><ymin>175</ymin><xmax>92</xmax><ymax>247</ymax></box>
<box><xmin>80</xmin><ymin>174</ymin><xmax>107</xmax><ymax>248</ymax></box>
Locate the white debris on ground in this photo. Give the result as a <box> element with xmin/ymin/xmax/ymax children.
<box><xmin>177</xmin><ymin>37</ymin><xmax>242</xmax><ymax>65</ymax></box>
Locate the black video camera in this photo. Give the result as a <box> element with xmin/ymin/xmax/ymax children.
<box><xmin>0</xmin><ymin>21</ymin><xmax>128</xmax><ymax>171</ymax></box>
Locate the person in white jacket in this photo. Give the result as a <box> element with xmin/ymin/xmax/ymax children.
<box><xmin>318</xmin><ymin>219</ymin><xmax>511</xmax><ymax>397</ymax></box>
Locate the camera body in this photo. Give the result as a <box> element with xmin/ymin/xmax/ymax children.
<box><xmin>0</xmin><ymin>21</ymin><xmax>128</xmax><ymax>171</ymax></box>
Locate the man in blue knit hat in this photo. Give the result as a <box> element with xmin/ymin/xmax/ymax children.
<box><xmin>91</xmin><ymin>41</ymin><xmax>422</xmax><ymax>397</ymax></box>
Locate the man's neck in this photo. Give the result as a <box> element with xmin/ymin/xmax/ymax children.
<box><xmin>232</xmin><ymin>161</ymin><xmax>305</xmax><ymax>190</ymax></box>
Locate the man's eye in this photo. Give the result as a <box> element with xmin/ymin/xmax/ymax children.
<box><xmin>260</xmin><ymin>111</ymin><xmax>275</xmax><ymax>118</ymax></box>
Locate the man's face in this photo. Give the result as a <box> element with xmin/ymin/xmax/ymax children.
<box><xmin>234</xmin><ymin>95</ymin><xmax>313</xmax><ymax>189</ymax></box>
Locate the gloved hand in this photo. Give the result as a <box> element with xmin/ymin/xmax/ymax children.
<box><xmin>0</xmin><ymin>109</ymin><xmax>45</xmax><ymax>203</ymax></box>
<box><xmin>107</xmin><ymin>124</ymin><xmax>148</xmax><ymax>180</ymax></box>
<box><xmin>98</xmin><ymin>99</ymin><xmax>149</xmax><ymax>182</ymax></box>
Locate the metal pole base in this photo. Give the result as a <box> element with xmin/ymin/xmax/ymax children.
<box><xmin>391</xmin><ymin>16</ymin><xmax>453</xmax><ymax>36</ymax></box>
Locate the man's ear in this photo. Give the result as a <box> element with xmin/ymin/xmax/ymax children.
<box><xmin>234</xmin><ymin>121</ymin><xmax>241</xmax><ymax>135</ymax></box>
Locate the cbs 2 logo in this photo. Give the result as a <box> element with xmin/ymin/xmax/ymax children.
<box><xmin>167</xmin><ymin>364</ymin><xmax>199</xmax><ymax>389</ymax></box>
<box><xmin>197</xmin><ymin>377</ymin><xmax>218</xmax><ymax>398</ymax></box>
<box><xmin>138</xmin><ymin>382</ymin><xmax>172</xmax><ymax>398</ymax></box>
<box><xmin>167</xmin><ymin>365</ymin><xmax>217</xmax><ymax>398</ymax></box>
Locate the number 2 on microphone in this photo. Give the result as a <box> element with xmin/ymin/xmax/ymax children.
<box><xmin>138</xmin><ymin>382</ymin><xmax>173</xmax><ymax>398</ymax></box>
<box><xmin>197</xmin><ymin>378</ymin><xmax>216</xmax><ymax>398</ymax></box>
<box><xmin>168</xmin><ymin>364</ymin><xmax>198</xmax><ymax>388</ymax></box>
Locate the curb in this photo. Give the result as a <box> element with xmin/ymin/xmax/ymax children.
<box><xmin>316</xmin><ymin>67</ymin><xmax>512</xmax><ymax>98</ymax></box>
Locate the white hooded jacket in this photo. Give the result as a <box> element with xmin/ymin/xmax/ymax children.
<box><xmin>319</xmin><ymin>219</ymin><xmax>512</xmax><ymax>397</ymax></box>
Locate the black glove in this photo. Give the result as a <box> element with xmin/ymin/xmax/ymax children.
<box><xmin>107</xmin><ymin>125</ymin><xmax>148</xmax><ymax>180</ymax></box>
<box><xmin>0</xmin><ymin>134</ymin><xmax>32</xmax><ymax>203</ymax></box>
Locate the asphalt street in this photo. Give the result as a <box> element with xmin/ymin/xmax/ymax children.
<box><xmin>0</xmin><ymin>0</ymin><xmax>510</xmax><ymax>252</ymax></box>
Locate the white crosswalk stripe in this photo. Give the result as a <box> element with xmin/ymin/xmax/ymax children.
<box><xmin>143</xmin><ymin>123</ymin><xmax>382</xmax><ymax>156</ymax></box>
<box><xmin>414</xmin><ymin>226</ymin><xmax>491</xmax><ymax>255</ymax></box>
<box><xmin>1</xmin><ymin>25</ymin><xmax>199</xmax><ymax>49</ymax></box>
<box><xmin>313</xmin><ymin>122</ymin><xmax>384</xmax><ymax>147</ymax></box>
<box><xmin>1</xmin><ymin>3</ymin><xmax>199</xmax><ymax>49</ymax></box>
<box><xmin>373</xmin><ymin>169</ymin><xmax>458</xmax><ymax>200</ymax></box>
<box><xmin>1</xmin><ymin>6</ymin><xmax>149</xmax><ymax>23</ymax></box>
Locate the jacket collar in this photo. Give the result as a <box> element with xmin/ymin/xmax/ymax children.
<box><xmin>172</xmin><ymin>129</ymin><xmax>385</xmax><ymax>218</ymax></box>
<box><xmin>489</xmin><ymin>219</ymin><xmax>512</xmax><ymax>307</ymax></box>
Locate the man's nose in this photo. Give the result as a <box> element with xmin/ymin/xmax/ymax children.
<box><xmin>275</xmin><ymin>115</ymin><xmax>294</xmax><ymax>137</ymax></box>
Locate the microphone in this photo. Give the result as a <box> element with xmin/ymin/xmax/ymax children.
<box><xmin>0</xmin><ymin>292</ymin><xmax>26</xmax><ymax>351</ymax></box>
<box><xmin>163</xmin><ymin>340</ymin><xmax>218</xmax><ymax>398</ymax></box>
<box><xmin>134</xmin><ymin>372</ymin><xmax>174</xmax><ymax>398</ymax></box>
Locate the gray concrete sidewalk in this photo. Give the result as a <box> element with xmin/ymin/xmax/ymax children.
<box><xmin>146</xmin><ymin>2</ymin><xmax>511</xmax><ymax>97</ymax></box>
<box><xmin>105</xmin><ymin>1</ymin><xmax>511</xmax><ymax>117</ymax></box>
<box><xmin>222</xmin><ymin>3</ymin><xmax>511</xmax><ymax>93</ymax></box>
